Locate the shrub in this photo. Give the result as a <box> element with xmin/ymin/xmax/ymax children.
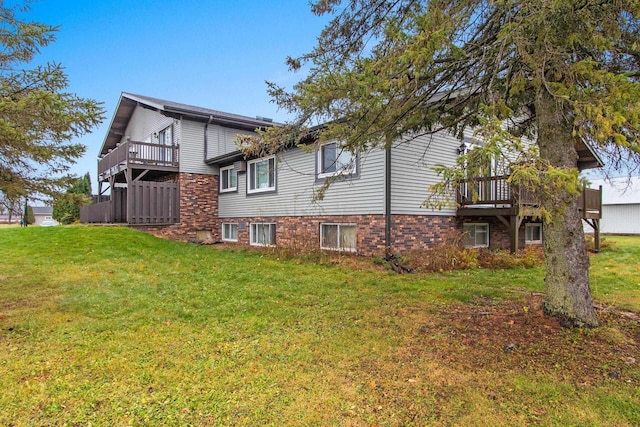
<box><xmin>477</xmin><ymin>245</ymin><xmax>544</xmax><ymax>269</ymax></box>
<box><xmin>401</xmin><ymin>232</ymin><xmax>545</xmax><ymax>273</ymax></box>
<box><xmin>584</xmin><ymin>234</ymin><xmax>612</xmax><ymax>253</ymax></box>
<box><xmin>401</xmin><ymin>231</ymin><xmax>479</xmax><ymax>273</ymax></box>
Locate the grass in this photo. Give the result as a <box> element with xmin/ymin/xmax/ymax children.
<box><xmin>1</xmin><ymin>226</ymin><xmax>639</xmax><ymax>426</ymax></box>
<box><xmin>590</xmin><ymin>235</ymin><xmax>640</xmax><ymax>311</ymax></box>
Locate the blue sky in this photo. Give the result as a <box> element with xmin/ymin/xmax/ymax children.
<box><xmin>27</xmin><ymin>0</ymin><xmax>330</xmax><ymax>190</ymax></box>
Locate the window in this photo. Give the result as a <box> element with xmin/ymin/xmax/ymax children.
<box><xmin>463</xmin><ymin>223</ymin><xmax>489</xmax><ymax>248</ymax></box>
<box><xmin>247</xmin><ymin>156</ymin><xmax>276</xmax><ymax>194</ymax></box>
<box><xmin>158</xmin><ymin>126</ymin><xmax>173</xmax><ymax>145</ymax></box>
<box><xmin>222</xmin><ymin>223</ymin><xmax>238</xmax><ymax>242</ymax></box>
<box><xmin>250</xmin><ymin>223</ymin><xmax>276</xmax><ymax>246</ymax></box>
<box><xmin>525</xmin><ymin>223</ymin><xmax>542</xmax><ymax>244</ymax></box>
<box><xmin>157</xmin><ymin>126</ymin><xmax>173</xmax><ymax>163</ymax></box>
<box><xmin>317</xmin><ymin>142</ymin><xmax>356</xmax><ymax>178</ymax></box>
<box><xmin>320</xmin><ymin>223</ymin><xmax>357</xmax><ymax>252</ymax></box>
<box><xmin>220</xmin><ymin>165</ymin><xmax>237</xmax><ymax>193</ymax></box>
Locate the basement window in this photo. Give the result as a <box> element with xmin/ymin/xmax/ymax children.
<box><xmin>463</xmin><ymin>223</ymin><xmax>489</xmax><ymax>248</ymax></box>
<box><xmin>320</xmin><ymin>223</ymin><xmax>357</xmax><ymax>252</ymax></box>
<box><xmin>222</xmin><ymin>223</ymin><xmax>238</xmax><ymax>242</ymax></box>
<box><xmin>250</xmin><ymin>223</ymin><xmax>276</xmax><ymax>246</ymax></box>
<box><xmin>525</xmin><ymin>223</ymin><xmax>542</xmax><ymax>244</ymax></box>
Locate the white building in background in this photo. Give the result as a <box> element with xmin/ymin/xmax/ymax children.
<box><xmin>587</xmin><ymin>176</ymin><xmax>640</xmax><ymax>235</ymax></box>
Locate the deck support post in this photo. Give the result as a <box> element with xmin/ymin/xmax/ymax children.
<box><xmin>509</xmin><ymin>215</ymin><xmax>523</xmax><ymax>254</ymax></box>
<box><xmin>583</xmin><ymin>218</ymin><xmax>601</xmax><ymax>253</ymax></box>
<box><xmin>496</xmin><ymin>214</ymin><xmax>523</xmax><ymax>253</ymax></box>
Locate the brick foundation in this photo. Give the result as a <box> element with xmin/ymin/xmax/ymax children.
<box><xmin>141</xmin><ymin>173</ymin><xmax>219</xmax><ymax>242</ymax></box>
<box><xmin>132</xmin><ymin>172</ymin><xmax>539</xmax><ymax>254</ymax></box>
<box><xmin>217</xmin><ymin>214</ymin><xmax>459</xmax><ymax>256</ymax></box>
<box><xmin>459</xmin><ymin>216</ymin><xmax>543</xmax><ymax>251</ymax></box>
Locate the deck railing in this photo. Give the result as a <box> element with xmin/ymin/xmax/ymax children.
<box><xmin>98</xmin><ymin>140</ymin><xmax>179</xmax><ymax>179</ymax></box>
<box><xmin>457</xmin><ymin>176</ymin><xmax>601</xmax><ymax>217</ymax></box>
<box><xmin>457</xmin><ymin>175</ymin><xmax>539</xmax><ymax>207</ymax></box>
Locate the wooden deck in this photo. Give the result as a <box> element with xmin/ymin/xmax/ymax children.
<box><xmin>83</xmin><ymin>141</ymin><xmax>181</xmax><ymax>226</ymax></box>
<box><xmin>457</xmin><ymin>175</ymin><xmax>602</xmax><ymax>218</ymax></box>
<box><xmin>98</xmin><ymin>140</ymin><xmax>179</xmax><ymax>181</ymax></box>
<box><xmin>456</xmin><ymin>176</ymin><xmax>603</xmax><ymax>252</ymax></box>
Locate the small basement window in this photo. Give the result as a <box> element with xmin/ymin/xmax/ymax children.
<box><xmin>320</xmin><ymin>223</ymin><xmax>357</xmax><ymax>252</ymax></box>
<box><xmin>463</xmin><ymin>223</ymin><xmax>489</xmax><ymax>248</ymax></box>
<box><xmin>525</xmin><ymin>223</ymin><xmax>542</xmax><ymax>244</ymax></box>
<box><xmin>222</xmin><ymin>223</ymin><xmax>238</xmax><ymax>242</ymax></box>
<box><xmin>250</xmin><ymin>223</ymin><xmax>276</xmax><ymax>246</ymax></box>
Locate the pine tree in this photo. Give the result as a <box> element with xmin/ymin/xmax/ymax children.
<box><xmin>0</xmin><ymin>3</ymin><xmax>104</xmax><ymax>202</ymax></box>
<box><xmin>52</xmin><ymin>173</ymin><xmax>91</xmax><ymax>224</ymax></box>
<box><xmin>259</xmin><ymin>0</ymin><xmax>640</xmax><ymax>327</ymax></box>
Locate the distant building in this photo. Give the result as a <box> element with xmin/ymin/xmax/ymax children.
<box><xmin>31</xmin><ymin>206</ymin><xmax>59</xmax><ymax>226</ymax></box>
<box><xmin>0</xmin><ymin>214</ymin><xmax>19</xmax><ymax>224</ymax></box>
<box><xmin>586</xmin><ymin>177</ymin><xmax>640</xmax><ymax>235</ymax></box>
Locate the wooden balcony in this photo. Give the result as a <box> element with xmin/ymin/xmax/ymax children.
<box><xmin>457</xmin><ymin>175</ymin><xmax>602</xmax><ymax>219</ymax></box>
<box><xmin>98</xmin><ymin>140</ymin><xmax>179</xmax><ymax>181</ymax></box>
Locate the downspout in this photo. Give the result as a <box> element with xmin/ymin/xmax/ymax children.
<box><xmin>204</xmin><ymin>115</ymin><xmax>214</xmax><ymax>161</ymax></box>
<box><xmin>385</xmin><ymin>144</ymin><xmax>391</xmax><ymax>258</ymax></box>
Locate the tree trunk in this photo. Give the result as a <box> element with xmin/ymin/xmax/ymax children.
<box><xmin>536</xmin><ymin>90</ymin><xmax>599</xmax><ymax>328</ymax></box>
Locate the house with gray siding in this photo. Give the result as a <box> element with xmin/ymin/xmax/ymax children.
<box><xmin>82</xmin><ymin>93</ymin><xmax>603</xmax><ymax>256</ymax></box>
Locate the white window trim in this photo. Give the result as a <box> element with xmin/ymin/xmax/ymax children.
<box><xmin>250</xmin><ymin>222</ymin><xmax>276</xmax><ymax>247</ymax></box>
<box><xmin>320</xmin><ymin>223</ymin><xmax>357</xmax><ymax>252</ymax></box>
<box><xmin>221</xmin><ymin>223</ymin><xmax>238</xmax><ymax>242</ymax></box>
<box><xmin>317</xmin><ymin>142</ymin><xmax>357</xmax><ymax>179</ymax></box>
<box><xmin>463</xmin><ymin>223</ymin><xmax>489</xmax><ymax>248</ymax></box>
<box><xmin>220</xmin><ymin>165</ymin><xmax>237</xmax><ymax>193</ymax></box>
<box><xmin>247</xmin><ymin>156</ymin><xmax>276</xmax><ymax>194</ymax></box>
<box><xmin>525</xmin><ymin>223</ymin><xmax>543</xmax><ymax>244</ymax></box>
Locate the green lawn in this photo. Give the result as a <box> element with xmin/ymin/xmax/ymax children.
<box><xmin>1</xmin><ymin>226</ymin><xmax>638</xmax><ymax>426</ymax></box>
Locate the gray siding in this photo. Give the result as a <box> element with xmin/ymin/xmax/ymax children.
<box><xmin>120</xmin><ymin>106</ymin><xmax>174</xmax><ymax>144</ymax></box>
<box><xmin>205</xmin><ymin>124</ymin><xmax>258</xmax><ymax>160</ymax></box>
<box><xmin>219</xmin><ymin>146</ymin><xmax>385</xmax><ymax>217</ymax></box>
<box><xmin>390</xmin><ymin>132</ymin><xmax>461</xmax><ymax>215</ymax></box>
<box><xmin>179</xmin><ymin>120</ymin><xmax>217</xmax><ymax>175</ymax></box>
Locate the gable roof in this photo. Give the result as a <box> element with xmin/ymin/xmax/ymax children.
<box><xmin>31</xmin><ymin>206</ymin><xmax>53</xmax><ymax>215</ymax></box>
<box><xmin>100</xmin><ymin>93</ymin><xmax>279</xmax><ymax>156</ymax></box>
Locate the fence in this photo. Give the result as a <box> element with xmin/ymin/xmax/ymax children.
<box><xmin>80</xmin><ymin>182</ymin><xmax>179</xmax><ymax>224</ymax></box>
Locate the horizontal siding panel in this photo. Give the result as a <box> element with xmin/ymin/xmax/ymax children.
<box><xmin>180</xmin><ymin>120</ymin><xmax>218</xmax><ymax>175</ymax></box>
<box><xmin>120</xmin><ymin>107</ymin><xmax>174</xmax><ymax>144</ymax></box>
<box><xmin>390</xmin><ymin>132</ymin><xmax>459</xmax><ymax>216</ymax></box>
<box><xmin>219</xmin><ymin>146</ymin><xmax>385</xmax><ymax>217</ymax></box>
<box><xmin>205</xmin><ymin>123</ymin><xmax>259</xmax><ymax>159</ymax></box>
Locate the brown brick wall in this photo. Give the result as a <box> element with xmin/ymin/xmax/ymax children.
<box><xmin>140</xmin><ymin>173</ymin><xmax>219</xmax><ymax>242</ymax></box>
<box><xmin>459</xmin><ymin>216</ymin><xmax>543</xmax><ymax>251</ymax></box>
<box><xmin>217</xmin><ymin>214</ymin><xmax>460</xmax><ymax>256</ymax></box>
<box><xmin>132</xmin><ymin>172</ymin><xmax>539</xmax><ymax>253</ymax></box>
